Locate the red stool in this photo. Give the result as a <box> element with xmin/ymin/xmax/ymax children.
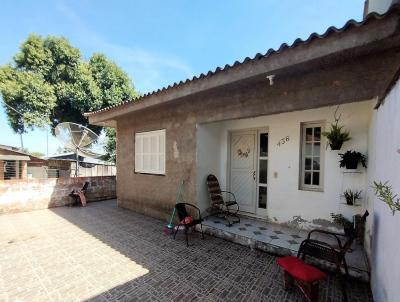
<box><xmin>277</xmin><ymin>256</ymin><xmax>327</xmax><ymax>302</ymax></box>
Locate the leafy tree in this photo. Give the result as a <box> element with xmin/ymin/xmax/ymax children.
<box><xmin>0</xmin><ymin>34</ymin><xmax>138</xmax><ymax>162</ymax></box>
<box><xmin>102</xmin><ymin>128</ymin><xmax>117</xmax><ymax>163</ymax></box>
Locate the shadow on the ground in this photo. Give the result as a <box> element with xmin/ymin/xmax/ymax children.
<box><xmin>50</xmin><ymin>200</ymin><xmax>372</xmax><ymax>302</ymax></box>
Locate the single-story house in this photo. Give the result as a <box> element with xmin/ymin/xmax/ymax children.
<box><xmin>87</xmin><ymin>2</ymin><xmax>400</xmax><ymax>301</ymax></box>
<box><xmin>0</xmin><ymin>145</ymin><xmax>46</xmax><ymax>180</ymax></box>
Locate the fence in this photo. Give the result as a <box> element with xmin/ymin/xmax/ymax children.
<box><xmin>70</xmin><ymin>162</ymin><xmax>116</xmax><ymax>177</ymax></box>
<box><xmin>0</xmin><ymin>176</ymin><xmax>117</xmax><ymax>213</ymax></box>
<box><xmin>1</xmin><ymin>160</ymin><xmax>116</xmax><ymax>180</ymax></box>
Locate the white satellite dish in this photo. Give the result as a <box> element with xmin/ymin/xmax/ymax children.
<box><xmin>54</xmin><ymin>122</ymin><xmax>104</xmax><ymax>176</ymax></box>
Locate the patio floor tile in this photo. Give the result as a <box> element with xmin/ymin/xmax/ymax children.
<box><xmin>0</xmin><ymin>200</ymin><xmax>372</xmax><ymax>302</ymax></box>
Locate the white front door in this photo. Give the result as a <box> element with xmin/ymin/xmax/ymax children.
<box><xmin>229</xmin><ymin>130</ymin><xmax>257</xmax><ymax>213</ymax></box>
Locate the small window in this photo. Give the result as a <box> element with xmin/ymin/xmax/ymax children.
<box><xmin>300</xmin><ymin>122</ymin><xmax>324</xmax><ymax>191</ymax></box>
<box><xmin>135</xmin><ymin>129</ymin><xmax>166</xmax><ymax>175</ymax></box>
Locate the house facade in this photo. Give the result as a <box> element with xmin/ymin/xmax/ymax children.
<box><xmin>87</xmin><ymin>3</ymin><xmax>400</xmax><ymax>301</ymax></box>
<box><xmin>87</xmin><ymin>4</ymin><xmax>400</xmax><ymax>222</ymax></box>
<box><xmin>0</xmin><ymin>145</ymin><xmax>47</xmax><ymax>180</ymax></box>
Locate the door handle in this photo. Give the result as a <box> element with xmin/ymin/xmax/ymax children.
<box><xmin>253</xmin><ymin>171</ymin><xmax>256</xmax><ymax>181</ymax></box>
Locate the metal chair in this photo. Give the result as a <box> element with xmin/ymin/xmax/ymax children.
<box><xmin>298</xmin><ymin>210</ymin><xmax>369</xmax><ymax>302</ymax></box>
<box><xmin>205</xmin><ymin>174</ymin><xmax>240</xmax><ymax>226</ymax></box>
<box><xmin>173</xmin><ymin>202</ymin><xmax>204</xmax><ymax>246</ymax></box>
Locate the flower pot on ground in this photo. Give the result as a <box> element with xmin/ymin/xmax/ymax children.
<box><xmin>343</xmin><ymin>189</ymin><xmax>362</xmax><ymax>206</ymax></box>
<box><xmin>339</xmin><ymin>150</ymin><xmax>367</xmax><ymax>169</ymax></box>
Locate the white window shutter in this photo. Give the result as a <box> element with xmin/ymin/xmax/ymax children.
<box><xmin>135</xmin><ymin>130</ymin><xmax>166</xmax><ymax>174</ymax></box>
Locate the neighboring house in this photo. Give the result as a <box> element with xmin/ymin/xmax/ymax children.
<box><xmin>0</xmin><ymin>145</ymin><xmax>46</xmax><ymax>180</ymax></box>
<box><xmin>87</xmin><ymin>2</ymin><xmax>400</xmax><ymax>301</ymax></box>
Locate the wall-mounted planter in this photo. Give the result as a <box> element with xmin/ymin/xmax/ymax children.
<box><xmin>329</xmin><ymin>141</ymin><xmax>344</xmax><ymax>151</ymax></box>
<box><xmin>339</xmin><ymin>150</ymin><xmax>367</xmax><ymax>170</ymax></box>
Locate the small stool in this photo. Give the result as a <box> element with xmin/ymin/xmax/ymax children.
<box><xmin>277</xmin><ymin>256</ymin><xmax>327</xmax><ymax>302</ymax></box>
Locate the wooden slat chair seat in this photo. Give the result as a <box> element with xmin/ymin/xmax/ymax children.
<box><xmin>205</xmin><ymin>174</ymin><xmax>240</xmax><ymax>226</ymax></box>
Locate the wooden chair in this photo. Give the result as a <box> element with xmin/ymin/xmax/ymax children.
<box><xmin>205</xmin><ymin>174</ymin><xmax>240</xmax><ymax>226</ymax></box>
<box><xmin>173</xmin><ymin>203</ymin><xmax>204</xmax><ymax>246</ymax></box>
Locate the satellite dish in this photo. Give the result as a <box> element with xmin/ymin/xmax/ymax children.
<box><xmin>54</xmin><ymin>122</ymin><xmax>104</xmax><ymax>176</ymax></box>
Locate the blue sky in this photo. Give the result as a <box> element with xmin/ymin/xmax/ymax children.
<box><xmin>0</xmin><ymin>0</ymin><xmax>364</xmax><ymax>155</ymax></box>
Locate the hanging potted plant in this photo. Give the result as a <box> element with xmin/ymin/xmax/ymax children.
<box><xmin>339</xmin><ymin>150</ymin><xmax>367</xmax><ymax>169</ymax></box>
<box><xmin>343</xmin><ymin>189</ymin><xmax>362</xmax><ymax>205</ymax></box>
<box><xmin>330</xmin><ymin>213</ymin><xmax>354</xmax><ymax>236</ymax></box>
<box><xmin>322</xmin><ymin>106</ymin><xmax>351</xmax><ymax>150</ymax></box>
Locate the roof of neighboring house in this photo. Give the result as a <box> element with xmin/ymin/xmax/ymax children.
<box><xmin>86</xmin><ymin>4</ymin><xmax>400</xmax><ymax>124</ymax></box>
<box><xmin>46</xmin><ymin>153</ymin><xmax>109</xmax><ymax>165</ymax></box>
<box><xmin>0</xmin><ymin>145</ymin><xmax>45</xmax><ymax>163</ymax></box>
<box><xmin>0</xmin><ymin>155</ymin><xmax>31</xmax><ymax>161</ymax></box>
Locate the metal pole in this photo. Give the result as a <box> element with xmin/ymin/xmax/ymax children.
<box><xmin>20</xmin><ymin>133</ymin><xmax>24</xmax><ymax>151</ymax></box>
<box><xmin>75</xmin><ymin>149</ymin><xmax>79</xmax><ymax>177</ymax></box>
<box><xmin>46</xmin><ymin>128</ymin><xmax>49</xmax><ymax>157</ymax></box>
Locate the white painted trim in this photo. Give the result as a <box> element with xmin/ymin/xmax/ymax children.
<box><xmin>299</xmin><ymin>121</ymin><xmax>325</xmax><ymax>191</ymax></box>
<box><xmin>256</xmin><ymin>128</ymin><xmax>269</xmax><ymax>217</ymax></box>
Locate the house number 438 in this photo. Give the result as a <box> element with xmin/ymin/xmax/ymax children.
<box><xmin>277</xmin><ymin>136</ymin><xmax>289</xmax><ymax>147</ymax></box>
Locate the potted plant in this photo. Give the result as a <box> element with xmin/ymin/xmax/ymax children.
<box><xmin>322</xmin><ymin>123</ymin><xmax>351</xmax><ymax>150</ymax></box>
<box><xmin>330</xmin><ymin>213</ymin><xmax>354</xmax><ymax>236</ymax></box>
<box><xmin>339</xmin><ymin>150</ymin><xmax>367</xmax><ymax>169</ymax></box>
<box><xmin>343</xmin><ymin>189</ymin><xmax>362</xmax><ymax>205</ymax></box>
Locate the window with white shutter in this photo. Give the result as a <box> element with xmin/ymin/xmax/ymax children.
<box><xmin>135</xmin><ymin>129</ymin><xmax>166</xmax><ymax>175</ymax></box>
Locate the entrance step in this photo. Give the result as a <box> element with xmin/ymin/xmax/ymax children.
<box><xmin>200</xmin><ymin>216</ymin><xmax>370</xmax><ymax>282</ymax></box>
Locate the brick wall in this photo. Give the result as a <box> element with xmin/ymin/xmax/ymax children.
<box><xmin>0</xmin><ymin>176</ymin><xmax>116</xmax><ymax>214</ymax></box>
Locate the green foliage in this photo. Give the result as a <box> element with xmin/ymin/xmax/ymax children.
<box><xmin>0</xmin><ymin>34</ymin><xmax>138</xmax><ymax>161</ymax></box>
<box><xmin>322</xmin><ymin>121</ymin><xmax>351</xmax><ymax>150</ymax></box>
<box><xmin>0</xmin><ymin>65</ymin><xmax>56</xmax><ymax>133</ymax></box>
<box><xmin>89</xmin><ymin>53</ymin><xmax>139</xmax><ymax>106</ymax></box>
<box><xmin>339</xmin><ymin>150</ymin><xmax>367</xmax><ymax>168</ymax></box>
<box><xmin>102</xmin><ymin>128</ymin><xmax>117</xmax><ymax>163</ymax></box>
<box><xmin>343</xmin><ymin>189</ymin><xmax>362</xmax><ymax>205</ymax></box>
<box><xmin>372</xmin><ymin>181</ymin><xmax>400</xmax><ymax>215</ymax></box>
<box><xmin>330</xmin><ymin>213</ymin><xmax>353</xmax><ymax>229</ymax></box>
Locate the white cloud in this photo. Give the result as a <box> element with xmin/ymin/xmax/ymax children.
<box><xmin>56</xmin><ymin>1</ymin><xmax>192</xmax><ymax>93</ymax></box>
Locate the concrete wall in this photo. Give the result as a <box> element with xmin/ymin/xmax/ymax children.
<box><xmin>196</xmin><ymin>100</ymin><xmax>373</xmax><ymax>228</ymax></box>
<box><xmin>365</xmin><ymin>80</ymin><xmax>400</xmax><ymax>302</ymax></box>
<box><xmin>0</xmin><ymin>176</ymin><xmax>116</xmax><ymax>214</ymax></box>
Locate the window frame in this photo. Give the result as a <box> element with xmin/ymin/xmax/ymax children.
<box><xmin>134</xmin><ymin>129</ymin><xmax>166</xmax><ymax>175</ymax></box>
<box><xmin>299</xmin><ymin>121</ymin><xmax>325</xmax><ymax>191</ymax></box>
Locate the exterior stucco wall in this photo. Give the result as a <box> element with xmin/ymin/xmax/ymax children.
<box><xmin>366</xmin><ymin>80</ymin><xmax>400</xmax><ymax>302</ymax></box>
<box><xmin>196</xmin><ymin>100</ymin><xmax>374</xmax><ymax>228</ymax></box>
<box><xmin>116</xmin><ymin>105</ymin><xmax>198</xmax><ymax>221</ymax></box>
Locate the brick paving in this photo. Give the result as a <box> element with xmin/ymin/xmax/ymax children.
<box><xmin>0</xmin><ymin>200</ymin><xmax>372</xmax><ymax>302</ymax></box>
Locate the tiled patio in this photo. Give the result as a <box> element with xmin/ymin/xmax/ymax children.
<box><xmin>0</xmin><ymin>200</ymin><xmax>372</xmax><ymax>302</ymax></box>
<box><xmin>202</xmin><ymin>216</ymin><xmax>370</xmax><ymax>281</ymax></box>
